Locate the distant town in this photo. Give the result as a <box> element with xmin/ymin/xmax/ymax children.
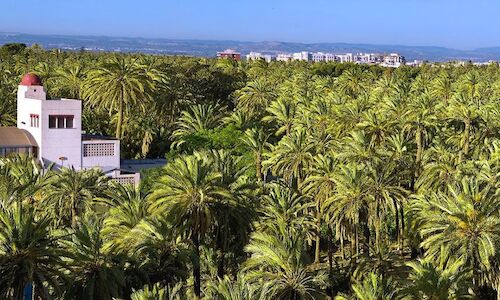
<box><xmin>218</xmin><ymin>48</ymin><xmax>421</xmax><ymax>67</ymax></box>
<box><xmin>217</xmin><ymin>48</ymin><xmax>500</xmax><ymax>67</ymax></box>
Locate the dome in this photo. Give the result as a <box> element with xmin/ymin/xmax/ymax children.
<box><xmin>20</xmin><ymin>73</ymin><xmax>42</xmax><ymax>86</ymax></box>
<box><xmin>0</xmin><ymin>127</ymin><xmax>38</xmax><ymax>147</ymax></box>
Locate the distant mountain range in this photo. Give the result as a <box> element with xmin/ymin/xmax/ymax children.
<box><xmin>2</xmin><ymin>32</ymin><xmax>500</xmax><ymax>62</ymax></box>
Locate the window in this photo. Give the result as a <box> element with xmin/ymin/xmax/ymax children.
<box><xmin>83</xmin><ymin>143</ymin><xmax>115</xmax><ymax>157</ymax></box>
<box><xmin>49</xmin><ymin>115</ymin><xmax>74</xmax><ymax>129</ymax></box>
<box><xmin>30</xmin><ymin>114</ymin><xmax>39</xmax><ymax>127</ymax></box>
<box><xmin>0</xmin><ymin>146</ymin><xmax>36</xmax><ymax>157</ymax></box>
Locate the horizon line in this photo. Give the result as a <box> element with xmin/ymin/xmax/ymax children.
<box><xmin>2</xmin><ymin>31</ymin><xmax>498</xmax><ymax>52</ymax></box>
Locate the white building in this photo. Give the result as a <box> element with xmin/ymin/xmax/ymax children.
<box><xmin>246</xmin><ymin>52</ymin><xmax>274</xmax><ymax>62</ymax></box>
<box><xmin>312</xmin><ymin>52</ymin><xmax>326</xmax><ymax>62</ymax></box>
<box><xmin>324</xmin><ymin>53</ymin><xmax>338</xmax><ymax>62</ymax></box>
<box><xmin>292</xmin><ymin>51</ymin><xmax>312</xmax><ymax>61</ymax></box>
<box><xmin>381</xmin><ymin>53</ymin><xmax>405</xmax><ymax>67</ymax></box>
<box><xmin>276</xmin><ymin>53</ymin><xmax>293</xmax><ymax>62</ymax></box>
<box><xmin>2</xmin><ymin>73</ymin><xmax>139</xmax><ymax>185</ymax></box>
<box><xmin>337</xmin><ymin>53</ymin><xmax>354</xmax><ymax>63</ymax></box>
<box><xmin>355</xmin><ymin>53</ymin><xmax>381</xmax><ymax>64</ymax></box>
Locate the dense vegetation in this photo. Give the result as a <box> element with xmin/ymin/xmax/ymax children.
<box><xmin>0</xmin><ymin>43</ymin><xmax>500</xmax><ymax>299</ymax></box>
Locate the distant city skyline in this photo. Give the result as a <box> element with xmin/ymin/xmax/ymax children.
<box><xmin>1</xmin><ymin>0</ymin><xmax>500</xmax><ymax>49</ymax></box>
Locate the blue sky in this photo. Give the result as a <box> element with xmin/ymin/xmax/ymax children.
<box><xmin>1</xmin><ymin>0</ymin><xmax>499</xmax><ymax>49</ymax></box>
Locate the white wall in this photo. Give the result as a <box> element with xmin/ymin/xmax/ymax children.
<box><xmin>17</xmin><ymin>87</ymin><xmax>43</xmax><ymax>157</ymax></box>
<box><xmin>82</xmin><ymin>140</ymin><xmax>121</xmax><ymax>173</ymax></box>
<box><xmin>41</xmin><ymin>99</ymin><xmax>82</xmax><ymax>169</ymax></box>
<box><xmin>17</xmin><ymin>85</ymin><xmax>82</xmax><ymax>169</ymax></box>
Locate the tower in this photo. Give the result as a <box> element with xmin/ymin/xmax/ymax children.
<box><xmin>17</xmin><ymin>73</ymin><xmax>83</xmax><ymax>169</ymax></box>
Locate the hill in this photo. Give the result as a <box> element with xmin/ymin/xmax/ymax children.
<box><xmin>1</xmin><ymin>32</ymin><xmax>500</xmax><ymax>61</ymax></box>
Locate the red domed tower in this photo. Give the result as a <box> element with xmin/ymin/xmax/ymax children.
<box><xmin>20</xmin><ymin>73</ymin><xmax>42</xmax><ymax>86</ymax></box>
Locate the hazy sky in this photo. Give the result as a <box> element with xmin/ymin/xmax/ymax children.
<box><xmin>1</xmin><ymin>0</ymin><xmax>499</xmax><ymax>49</ymax></box>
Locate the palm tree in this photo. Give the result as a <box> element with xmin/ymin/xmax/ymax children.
<box><xmin>415</xmin><ymin>145</ymin><xmax>461</xmax><ymax>193</ymax></box>
<box><xmin>0</xmin><ymin>97</ymin><xmax>16</xmax><ymax>126</ymax></box>
<box><xmin>445</xmin><ymin>95</ymin><xmax>481</xmax><ymax>162</ymax></box>
<box><xmin>258</xmin><ymin>181</ymin><xmax>314</xmax><ymax>238</ymax></box>
<box><xmin>411</xmin><ymin>70</ymin><xmax>433</xmax><ymax>96</ymax></box>
<box><xmin>357</xmin><ymin>111</ymin><xmax>396</xmax><ymax>149</ymax></box>
<box><xmin>46</xmin><ymin>167</ymin><xmax>108</xmax><ymax>228</ymax></box>
<box><xmin>131</xmin><ymin>217</ymin><xmax>190</xmax><ymax>286</ymax></box>
<box><xmin>371</xmin><ymin>73</ymin><xmax>396</xmax><ymax>102</ymax></box>
<box><xmin>335</xmin><ymin>272</ymin><xmax>397</xmax><ymax>300</ymax></box>
<box><xmin>52</xmin><ymin>63</ymin><xmax>87</xmax><ymax>99</ymax></box>
<box><xmin>365</xmin><ymin>162</ymin><xmax>407</xmax><ymax>252</ymax></box>
<box><xmin>150</xmin><ymin>154</ymin><xmax>231</xmax><ymax>299</ymax></box>
<box><xmin>459</xmin><ymin>70</ymin><xmax>480</xmax><ymax>105</ymax></box>
<box><xmin>101</xmin><ymin>183</ymin><xmax>150</xmax><ymax>253</ymax></box>
<box><xmin>402</xmin><ymin>257</ymin><xmax>472</xmax><ymax>299</ymax></box>
<box><xmin>0</xmin><ymin>154</ymin><xmax>49</xmax><ymax>206</ymax></box>
<box><xmin>265</xmin><ymin>128</ymin><xmax>315</xmax><ymax>187</ymax></box>
<box><xmin>0</xmin><ymin>205</ymin><xmax>65</xmax><ymax>299</ymax></box>
<box><xmin>84</xmin><ymin>55</ymin><xmax>155</xmax><ymax>139</ymax></box>
<box><xmin>336</xmin><ymin>68</ymin><xmax>370</xmax><ymax>99</ymax></box>
<box><xmin>171</xmin><ymin>103</ymin><xmax>224</xmax><ymax>149</ymax></box>
<box><xmin>431</xmin><ymin>71</ymin><xmax>454</xmax><ymax>106</ymax></box>
<box><xmin>130</xmin><ymin>283</ymin><xmax>185</xmax><ymax>300</ymax></box>
<box><xmin>198</xmin><ymin>150</ymin><xmax>256</xmax><ymax>278</ymax></box>
<box><xmin>325</xmin><ymin>164</ymin><xmax>370</xmax><ymax>257</ymax></box>
<box><xmin>403</xmin><ymin>93</ymin><xmax>439</xmax><ymax>184</ymax></box>
<box><xmin>240</xmin><ymin>127</ymin><xmax>271</xmax><ymax>182</ymax></box>
<box><xmin>411</xmin><ymin>178</ymin><xmax>500</xmax><ymax>294</ymax></box>
<box><xmin>205</xmin><ymin>274</ymin><xmax>271</xmax><ymax>300</ymax></box>
<box><xmin>243</xmin><ymin>230</ymin><xmax>327</xmax><ymax>300</ymax></box>
<box><xmin>263</xmin><ymin>98</ymin><xmax>297</xmax><ymax>136</ymax></box>
<box><xmin>302</xmin><ymin>154</ymin><xmax>337</xmax><ymax>263</ymax></box>
<box><xmin>60</xmin><ymin>218</ymin><xmax>126</xmax><ymax>300</ymax></box>
<box><xmin>235</xmin><ymin>78</ymin><xmax>276</xmax><ymax>117</ymax></box>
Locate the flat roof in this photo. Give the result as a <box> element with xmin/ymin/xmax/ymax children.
<box><xmin>121</xmin><ymin>159</ymin><xmax>167</xmax><ymax>172</ymax></box>
<box><xmin>81</xmin><ymin>134</ymin><xmax>118</xmax><ymax>141</ymax></box>
<box><xmin>0</xmin><ymin>127</ymin><xmax>38</xmax><ymax>147</ymax></box>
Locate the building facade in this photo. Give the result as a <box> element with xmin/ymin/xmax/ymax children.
<box><xmin>246</xmin><ymin>52</ymin><xmax>274</xmax><ymax>62</ymax></box>
<box><xmin>217</xmin><ymin>49</ymin><xmax>241</xmax><ymax>60</ymax></box>
<box><xmin>292</xmin><ymin>51</ymin><xmax>312</xmax><ymax>61</ymax></box>
<box><xmin>2</xmin><ymin>73</ymin><xmax>139</xmax><ymax>185</ymax></box>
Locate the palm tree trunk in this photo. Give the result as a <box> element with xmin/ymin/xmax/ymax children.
<box><xmin>375</xmin><ymin>205</ymin><xmax>381</xmax><ymax>254</ymax></box>
<box><xmin>217</xmin><ymin>220</ymin><xmax>228</xmax><ymax>278</ymax></box>
<box><xmin>116</xmin><ymin>87</ymin><xmax>124</xmax><ymax>139</ymax></box>
<box><xmin>462</xmin><ymin>119</ymin><xmax>471</xmax><ymax>159</ymax></box>
<box><xmin>340</xmin><ymin>232</ymin><xmax>345</xmax><ymax>260</ymax></box>
<box><xmin>355</xmin><ymin>226</ymin><xmax>359</xmax><ymax>256</ymax></box>
<box><xmin>393</xmin><ymin>199</ymin><xmax>400</xmax><ymax>250</ymax></box>
<box><xmin>327</xmin><ymin>231</ymin><xmax>334</xmax><ymax>297</ymax></box>
<box><xmin>399</xmin><ymin>203</ymin><xmax>405</xmax><ymax>248</ymax></box>
<box><xmin>256</xmin><ymin>152</ymin><xmax>262</xmax><ymax>183</ymax></box>
<box><xmin>71</xmin><ymin>195</ymin><xmax>78</xmax><ymax>229</ymax></box>
<box><xmin>314</xmin><ymin>203</ymin><xmax>321</xmax><ymax>263</ymax></box>
<box><xmin>192</xmin><ymin>234</ymin><xmax>201</xmax><ymax>300</ymax></box>
<box><xmin>415</xmin><ymin>126</ymin><xmax>423</xmax><ymax>178</ymax></box>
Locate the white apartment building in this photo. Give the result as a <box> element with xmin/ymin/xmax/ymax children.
<box><xmin>250</xmin><ymin>51</ymin><xmax>406</xmax><ymax>66</ymax></box>
<box><xmin>312</xmin><ymin>52</ymin><xmax>326</xmax><ymax>62</ymax></box>
<box><xmin>292</xmin><ymin>51</ymin><xmax>312</xmax><ymax>61</ymax></box>
<box><xmin>381</xmin><ymin>53</ymin><xmax>405</xmax><ymax>67</ymax></box>
<box><xmin>1</xmin><ymin>73</ymin><xmax>139</xmax><ymax>185</ymax></box>
<box><xmin>276</xmin><ymin>53</ymin><xmax>293</xmax><ymax>62</ymax></box>
<box><xmin>324</xmin><ymin>53</ymin><xmax>337</xmax><ymax>62</ymax></box>
<box><xmin>355</xmin><ymin>53</ymin><xmax>382</xmax><ymax>64</ymax></box>
<box><xmin>337</xmin><ymin>53</ymin><xmax>354</xmax><ymax>63</ymax></box>
<box><xmin>246</xmin><ymin>52</ymin><xmax>274</xmax><ymax>62</ymax></box>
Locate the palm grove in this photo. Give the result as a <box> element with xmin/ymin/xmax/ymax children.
<box><xmin>0</xmin><ymin>43</ymin><xmax>499</xmax><ymax>299</ymax></box>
